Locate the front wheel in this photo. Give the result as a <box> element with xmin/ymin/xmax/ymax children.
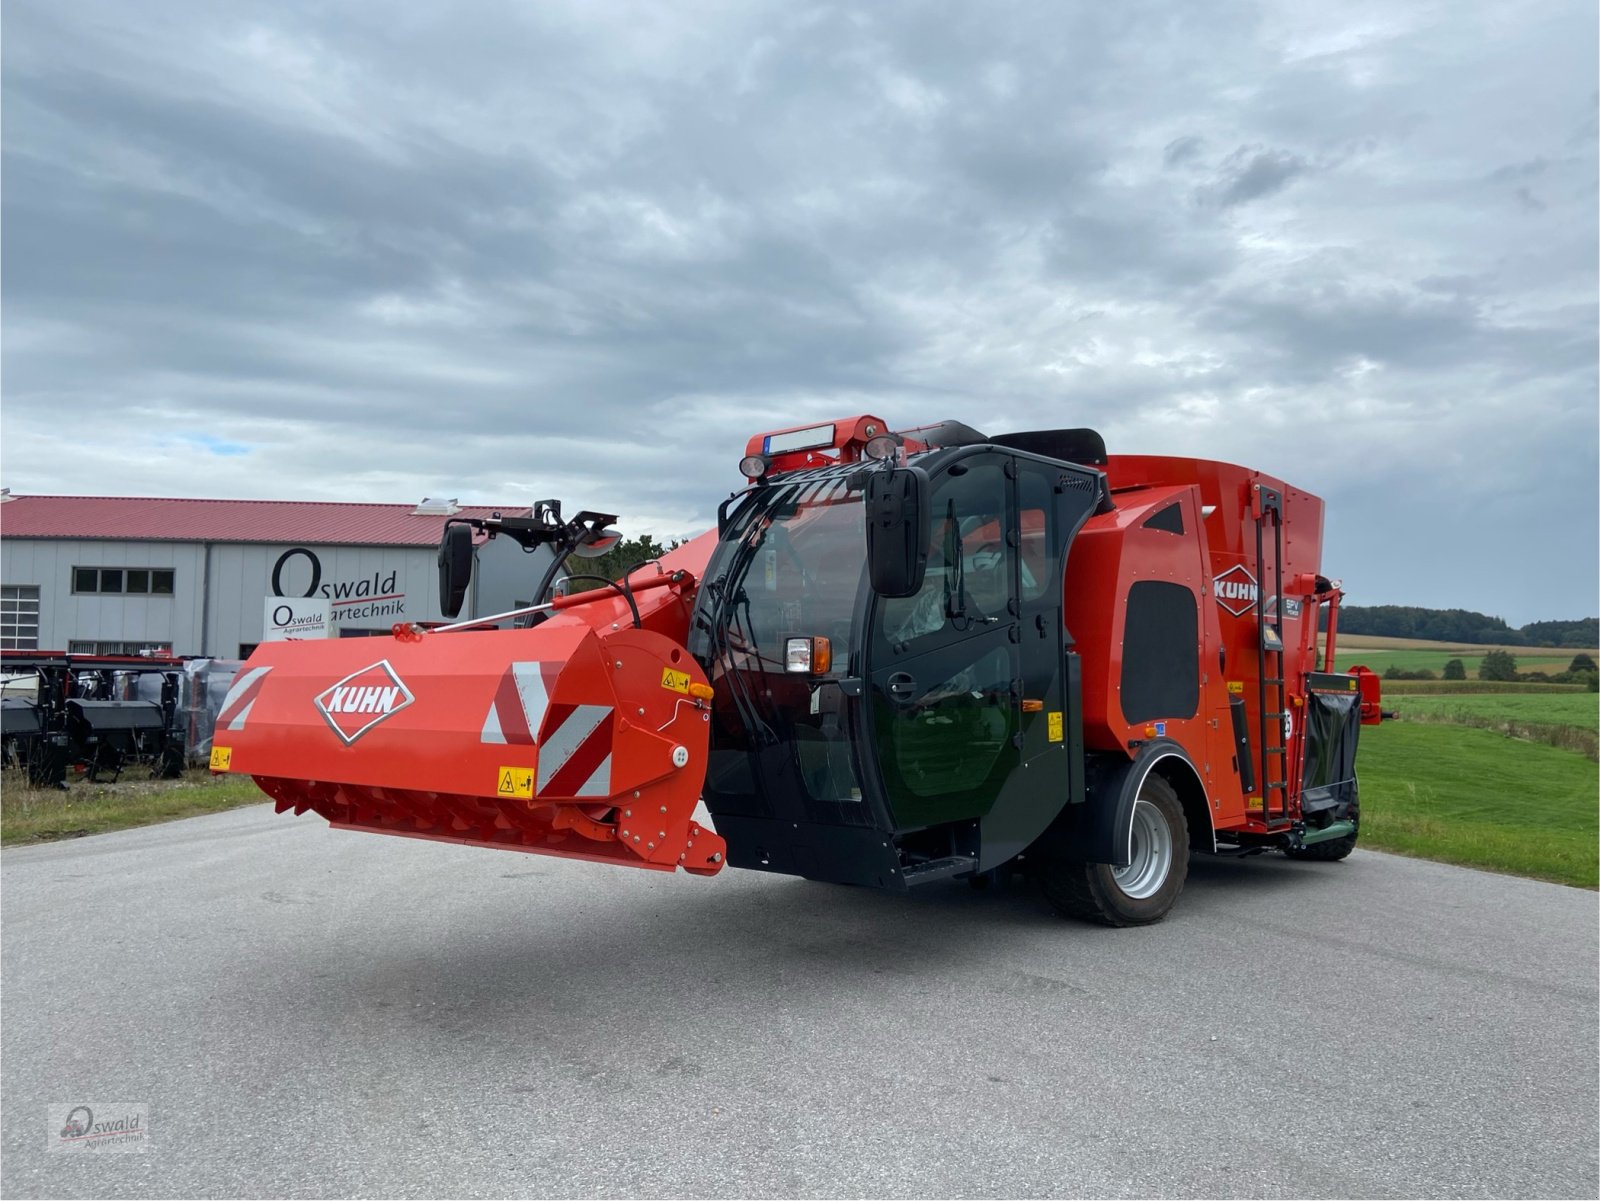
<box><xmin>1041</xmin><ymin>774</ymin><xmax>1189</xmax><ymax>926</ymax></box>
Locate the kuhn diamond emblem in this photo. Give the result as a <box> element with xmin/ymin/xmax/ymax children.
<box><xmin>1213</xmin><ymin>564</ymin><xmax>1259</xmax><ymax>618</ymax></box>
<box><xmin>313</xmin><ymin>660</ymin><xmax>415</xmax><ymax>745</ymax></box>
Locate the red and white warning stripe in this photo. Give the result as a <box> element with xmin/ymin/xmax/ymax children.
<box><xmin>217</xmin><ymin>666</ymin><xmax>272</xmax><ymax>731</ymax></box>
<box><xmin>535</xmin><ymin>703</ymin><xmax>613</xmax><ymax>798</ymax></box>
<box><xmin>480</xmin><ymin>662</ymin><xmax>556</xmax><ymax>746</ymax></box>
<box><xmin>480</xmin><ymin>661</ymin><xmax>613</xmax><ymax>798</ymax></box>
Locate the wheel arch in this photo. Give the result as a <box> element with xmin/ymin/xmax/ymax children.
<box><xmin>1043</xmin><ymin>738</ymin><xmax>1213</xmax><ymax>867</ymax></box>
<box><xmin>1146</xmin><ymin>750</ymin><xmax>1215</xmax><ymax>855</ymax></box>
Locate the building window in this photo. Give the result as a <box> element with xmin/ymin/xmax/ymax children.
<box><xmin>238</xmin><ymin>644</ymin><xmax>258</xmax><ymax>658</ymax></box>
<box><xmin>2</xmin><ymin>585</ymin><xmax>41</xmax><ymax>650</ymax></box>
<box><xmin>66</xmin><ymin>640</ymin><xmax>174</xmax><ymax>657</ymax></box>
<box><xmin>72</xmin><ymin>567</ymin><xmax>175</xmax><ymax>595</ymax></box>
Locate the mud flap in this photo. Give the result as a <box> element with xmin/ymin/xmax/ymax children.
<box><xmin>1301</xmin><ymin>689</ymin><xmax>1360</xmax><ymax>821</ymax></box>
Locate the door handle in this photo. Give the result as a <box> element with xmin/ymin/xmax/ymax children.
<box><xmin>886</xmin><ymin>672</ymin><xmax>917</xmax><ymax>704</ymax></box>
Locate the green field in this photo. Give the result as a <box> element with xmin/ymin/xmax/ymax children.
<box><xmin>1378</xmin><ymin>679</ymin><xmax>1588</xmax><ymax>695</ymax></box>
<box><xmin>1389</xmin><ymin>692</ymin><xmax>1599</xmax><ymax>732</ymax></box>
<box><xmin>1357</xmin><ymin>721</ymin><xmax>1598</xmax><ymax>888</ymax></box>
<box><xmin>1336</xmin><ymin>647</ymin><xmax>1586</xmax><ymax>678</ymax></box>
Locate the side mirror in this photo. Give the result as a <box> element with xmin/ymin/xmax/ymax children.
<box><xmin>570</xmin><ymin>527</ymin><xmax>622</xmax><ymax>559</ymax></box>
<box><xmin>438</xmin><ymin>522</ymin><xmax>474</xmax><ymax>618</ymax></box>
<box><xmin>865</xmin><ymin>468</ymin><xmax>928</xmax><ymax>597</ymax></box>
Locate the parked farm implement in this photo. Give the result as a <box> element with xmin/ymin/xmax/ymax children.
<box><xmin>2</xmin><ymin>653</ymin><xmax>189</xmax><ymax>786</ymax></box>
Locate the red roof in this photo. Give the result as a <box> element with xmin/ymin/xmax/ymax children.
<box><xmin>0</xmin><ymin>495</ymin><xmax>530</xmax><ymax>547</ymax></box>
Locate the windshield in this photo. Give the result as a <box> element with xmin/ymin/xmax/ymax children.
<box><xmin>699</xmin><ymin>474</ymin><xmax>867</xmax><ymax>806</ymax></box>
<box><xmin>716</xmin><ymin>476</ymin><xmax>865</xmax><ymax>672</ymax></box>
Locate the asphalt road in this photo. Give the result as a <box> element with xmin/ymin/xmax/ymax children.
<box><xmin>3</xmin><ymin>804</ymin><xmax>1596</xmax><ymax>1199</ymax></box>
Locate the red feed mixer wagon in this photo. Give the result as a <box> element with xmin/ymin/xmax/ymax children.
<box><xmin>215</xmin><ymin>417</ymin><xmax>1381</xmax><ymax>924</ymax></box>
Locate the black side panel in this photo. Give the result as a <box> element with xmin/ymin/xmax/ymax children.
<box><xmin>66</xmin><ymin>700</ymin><xmax>166</xmax><ymax>733</ymax></box>
<box><xmin>1229</xmin><ymin>695</ymin><xmax>1255</xmax><ymax>793</ymax></box>
<box><xmin>989</xmin><ymin>429</ymin><xmax>1108</xmax><ymax>466</ymax></box>
<box><xmin>1302</xmin><ymin>690</ymin><xmax>1361</xmax><ymax>818</ymax></box>
<box><xmin>714</xmin><ymin>814</ymin><xmax>906</xmax><ymax>888</ymax></box>
<box><xmin>1120</xmin><ymin>582</ymin><xmax>1199</xmax><ymax>723</ymax></box>
<box><xmin>1142</xmin><ymin>502</ymin><xmax>1185</xmax><ymax>535</ymax></box>
<box><xmin>2</xmin><ymin>699</ymin><xmax>43</xmax><ymax>736</ymax></box>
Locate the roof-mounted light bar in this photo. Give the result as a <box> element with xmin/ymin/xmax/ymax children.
<box><xmin>738</xmin><ymin>415</ymin><xmax>893</xmax><ymax>482</ymax></box>
<box><xmin>762</xmin><ymin>424</ymin><xmax>837</xmax><ymax>456</ymax></box>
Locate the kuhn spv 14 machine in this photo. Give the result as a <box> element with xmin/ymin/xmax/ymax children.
<box><xmin>216</xmin><ymin>417</ymin><xmax>1380</xmax><ymax>924</ymax></box>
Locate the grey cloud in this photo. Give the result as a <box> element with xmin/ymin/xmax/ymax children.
<box><xmin>1515</xmin><ymin>186</ymin><xmax>1547</xmax><ymax>212</ymax></box>
<box><xmin>1204</xmin><ymin>145</ymin><xmax>1313</xmax><ymax>208</ymax></box>
<box><xmin>2</xmin><ymin>0</ymin><xmax>1595</xmax><ymax>621</ymax></box>
<box><xmin>1163</xmin><ymin>135</ymin><xmax>1203</xmax><ymax>168</ymax></box>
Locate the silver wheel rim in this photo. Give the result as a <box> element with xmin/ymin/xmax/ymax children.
<box><xmin>1113</xmin><ymin>797</ymin><xmax>1173</xmax><ymax>900</ymax></box>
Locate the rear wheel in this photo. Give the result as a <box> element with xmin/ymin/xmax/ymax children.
<box><xmin>1042</xmin><ymin>774</ymin><xmax>1189</xmax><ymax>926</ymax></box>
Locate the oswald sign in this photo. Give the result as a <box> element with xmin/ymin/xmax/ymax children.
<box><xmin>263</xmin><ymin>597</ymin><xmax>334</xmax><ymax>641</ymax></box>
<box><xmin>270</xmin><ymin>547</ymin><xmax>408</xmax><ymax>624</ymax></box>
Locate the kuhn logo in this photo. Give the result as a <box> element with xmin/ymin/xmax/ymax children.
<box><xmin>1214</xmin><ymin>565</ymin><xmax>1259</xmax><ymax>617</ymax></box>
<box><xmin>314</xmin><ymin>661</ymin><xmax>414</xmax><ymax>745</ymax></box>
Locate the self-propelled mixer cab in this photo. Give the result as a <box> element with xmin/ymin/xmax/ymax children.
<box><xmin>217</xmin><ymin>416</ymin><xmax>1377</xmax><ymax>925</ymax></box>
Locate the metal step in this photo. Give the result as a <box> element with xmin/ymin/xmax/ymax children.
<box><xmin>900</xmin><ymin>855</ymin><xmax>978</xmax><ymax>886</ymax></box>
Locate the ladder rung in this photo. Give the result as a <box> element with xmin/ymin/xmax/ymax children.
<box><xmin>1265</xmin><ymin>678</ymin><xmax>1284</xmax><ymax>686</ymax></box>
<box><xmin>1264</xmin><ymin>747</ymin><xmax>1285</xmax><ymax>755</ymax></box>
<box><xmin>1265</xmin><ymin>779</ymin><xmax>1286</xmax><ymax>789</ymax></box>
<box><xmin>1267</xmin><ymin>711</ymin><xmax>1286</xmax><ymax>719</ymax></box>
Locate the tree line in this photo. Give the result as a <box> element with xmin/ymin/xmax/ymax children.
<box><xmin>1385</xmin><ymin>651</ymin><xmax>1599</xmax><ymax>689</ymax></box>
<box><xmin>1327</xmin><ymin>606</ymin><xmax>1597</xmax><ymax>648</ymax></box>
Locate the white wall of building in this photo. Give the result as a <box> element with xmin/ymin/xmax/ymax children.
<box><xmin>0</xmin><ymin>539</ymin><xmax>205</xmax><ymax>653</ymax></box>
<box><xmin>1</xmin><ymin>534</ymin><xmax>559</xmax><ymax>657</ymax></box>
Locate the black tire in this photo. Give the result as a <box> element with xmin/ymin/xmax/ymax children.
<box><xmin>1285</xmin><ymin>780</ymin><xmax>1360</xmax><ymax>862</ymax></box>
<box><xmin>1041</xmin><ymin>773</ymin><xmax>1189</xmax><ymax>927</ymax></box>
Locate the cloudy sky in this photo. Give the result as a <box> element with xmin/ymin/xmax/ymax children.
<box><xmin>3</xmin><ymin>1</ymin><xmax>1595</xmax><ymax>624</ymax></box>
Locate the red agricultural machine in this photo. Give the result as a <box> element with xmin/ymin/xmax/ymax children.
<box><xmin>215</xmin><ymin>417</ymin><xmax>1380</xmax><ymax>924</ymax></box>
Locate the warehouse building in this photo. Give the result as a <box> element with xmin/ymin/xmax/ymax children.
<box><xmin>0</xmin><ymin>493</ymin><xmax>558</xmax><ymax>657</ymax></box>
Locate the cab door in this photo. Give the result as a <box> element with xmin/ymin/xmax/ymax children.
<box><xmin>863</xmin><ymin>451</ymin><xmax>1084</xmax><ymax>869</ymax></box>
<box><xmin>864</xmin><ymin>453</ymin><xmax>1021</xmax><ymax>831</ymax></box>
<box><xmin>980</xmin><ymin>456</ymin><xmax>1081</xmax><ymax>868</ymax></box>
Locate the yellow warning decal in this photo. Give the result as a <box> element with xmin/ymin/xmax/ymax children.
<box><xmin>661</xmin><ymin>667</ymin><xmax>691</xmax><ymax>694</ymax></box>
<box><xmin>209</xmin><ymin>745</ymin><xmax>232</xmax><ymax>771</ymax></box>
<box><xmin>1348</xmin><ymin>678</ymin><xmax>1359</xmax><ymax>691</ymax></box>
<box><xmin>497</xmin><ymin>767</ymin><xmax>534</xmax><ymax>799</ymax></box>
<box><xmin>1227</xmin><ymin>681</ymin><xmax>1244</xmax><ymax>695</ymax></box>
<box><xmin>1047</xmin><ymin>712</ymin><xmax>1064</xmax><ymax>743</ymax></box>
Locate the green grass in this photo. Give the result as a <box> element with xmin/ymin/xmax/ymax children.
<box><xmin>1</xmin><ymin>771</ymin><xmax>268</xmax><ymax>846</ymax></box>
<box><xmin>1386</xmin><ymin>691</ymin><xmax>1598</xmax><ymax>759</ymax></box>
<box><xmin>1390</xmin><ymin>692</ymin><xmax>1599</xmax><ymax>731</ymax></box>
<box><xmin>1378</xmin><ymin>679</ymin><xmax>1587</xmax><ymax>695</ymax></box>
<box><xmin>1357</xmin><ymin>721</ymin><xmax>1599</xmax><ymax>888</ymax></box>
